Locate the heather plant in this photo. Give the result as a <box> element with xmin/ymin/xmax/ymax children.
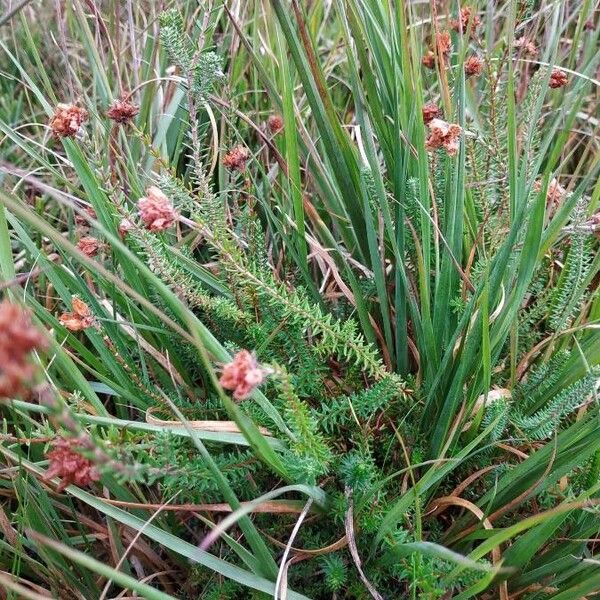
<box><xmin>0</xmin><ymin>1</ymin><xmax>599</xmax><ymax>599</ymax></box>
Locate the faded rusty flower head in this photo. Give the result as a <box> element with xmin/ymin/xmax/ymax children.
<box><xmin>425</xmin><ymin>119</ymin><xmax>462</xmax><ymax>156</ymax></box>
<box><xmin>219</xmin><ymin>350</ymin><xmax>266</xmax><ymax>401</ymax></box>
<box><xmin>118</xmin><ymin>218</ymin><xmax>134</xmax><ymax>238</ymax></box>
<box><xmin>137</xmin><ymin>186</ymin><xmax>178</xmax><ymax>232</ymax></box>
<box><xmin>267</xmin><ymin>114</ymin><xmax>284</xmax><ymax>135</ymax></box>
<box><xmin>107</xmin><ymin>95</ymin><xmax>139</xmax><ymax>124</ymax></box>
<box><xmin>59</xmin><ymin>297</ymin><xmax>96</xmax><ymax>332</ymax></box>
<box><xmin>450</xmin><ymin>7</ymin><xmax>481</xmax><ymax>35</ymax></box>
<box><xmin>74</xmin><ymin>206</ymin><xmax>97</xmax><ymax>228</ymax></box>
<box><xmin>464</xmin><ymin>55</ymin><xmax>484</xmax><ymax>77</ymax></box>
<box><xmin>422</xmin><ymin>51</ymin><xmax>436</xmax><ymax>69</ymax></box>
<box><xmin>437</xmin><ymin>31</ymin><xmax>452</xmax><ymax>57</ymax></box>
<box><xmin>422</xmin><ymin>102</ymin><xmax>441</xmax><ymax>124</ymax></box>
<box><xmin>0</xmin><ymin>300</ymin><xmax>47</xmax><ymax>398</ymax></box>
<box><xmin>549</xmin><ymin>68</ymin><xmax>568</xmax><ymax>89</ymax></box>
<box><xmin>513</xmin><ymin>37</ymin><xmax>538</xmax><ymax>57</ymax></box>
<box><xmin>222</xmin><ymin>145</ymin><xmax>250</xmax><ymax>172</ymax></box>
<box><xmin>43</xmin><ymin>436</ymin><xmax>100</xmax><ymax>492</ymax></box>
<box><xmin>49</xmin><ymin>103</ymin><xmax>88</xmax><ymax>138</ymax></box>
<box><xmin>76</xmin><ymin>236</ymin><xmax>100</xmax><ymax>257</ymax></box>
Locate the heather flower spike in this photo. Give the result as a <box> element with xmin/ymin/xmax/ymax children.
<box><xmin>422</xmin><ymin>102</ymin><xmax>441</xmax><ymax>124</ymax></box>
<box><xmin>219</xmin><ymin>350</ymin><xmax>267</xmax><ymax>400</ymax></box>
<box><xmin>464</xmin><ymin>55</ymin><xmax>484</xmax><ymax>77</ymax></box>
<box><xmin>267</xmin><ymin>114</ymin><xmax>284</xmax><ymax>135</ymax></box>
<box><xmin>137</xmin><ymin>186</ymin><xmax>178</xmax><ymax>232</ymax></box>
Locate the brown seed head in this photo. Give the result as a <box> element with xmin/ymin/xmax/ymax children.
<box><xmin>267</xmin><ymin>114</ymin><xmax>284</xmax><ymax>135</ymax></box>
<box><xmin>549</xmin><ymin>68</ymin><xmax>568</xmax><ymax>89</ymax></box>
<box><xmin>107</xmin><ymin>96</ymin><xmax>139</xmax><ymax>124</ymax></box>
<box><xmin>0</xmin><ymin>301</ymin><xmax>47</xmax><ymax>398</ymax></box>
<box><xmin>76</xmin><ymin>236</ymin><xmax>100</xmax><ymax>257</ymax></box>
<box><xmin>451</xmin><ymin>7</ymin><xmax>481</xmax><ymax>35</ymax></box>
<box><xmin>422</xmin><ymin>51</ymin><xmax>436</xmax><ymax>69</ymax></box>
<box><xmin>425</xmin><ymin>119</ymin><xmax>462</xmax><ymax>156</ymax></box>
<box><xmin>222</xmin><ymin>146</ymin><xmax>250</xmax><ymax>172</ymax></box>
<box><xmin>59</xmin><ymin>297</ymin><xmax>96</xmax><ymax>332</ymax></box>
<box><xmin>43</xmin><ymin>436</ymin><xmax>100</xmax><ymax>492</ymax></box>
<box><xmin>49</xmin><ymin>103</ymin><xmax>88</xmax><ymax>138</ymax></box>
<box><xmin>422</xmin><ymin>102</ymin><xmax>441</xmax><ymax>124</ymax></box>
<box><xmin>137</xmin><ymin>187</ymin><xmax>178</xmax><ymax>232</ymax></box>
<box><xmin>513</xmin><ymin>37</ymin><xmax>538</xmax><ymax>57</ymax></box>
<box><xmin>464</xmin><ymin>55</ymin><xmax>484</xmax><ymax>77</ymax></box>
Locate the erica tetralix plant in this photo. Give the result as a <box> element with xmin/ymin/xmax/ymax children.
<box><xmin>219</xmin><ymin>350</ymin><xmax>268</xmax><ymax>400</ymax></box>
<box><xmin>137</xmin><ymin>186</ymin><xmax>178</xmax><ymax>232</ymax></box>
<box><xmin>43</xmin><ymin>436</ymin><xmax>100</xmax><ymax>492</ymax></box>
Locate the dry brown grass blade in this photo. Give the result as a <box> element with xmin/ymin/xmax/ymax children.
<box><xmin>145</xmin><ymin>406</ymin><xmax>273</xmax><ymax>436</ymax></box>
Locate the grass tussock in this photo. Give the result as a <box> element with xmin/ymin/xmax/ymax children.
<box><xmin>0</xmin><ymin>0</ymin><xmax>599</xmax><ymax>598</ymax></box>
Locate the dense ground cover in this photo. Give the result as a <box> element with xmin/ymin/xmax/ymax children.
<box><xmin>0</xmin><ymin>0</ymin><xmax>599</xmax><ymax>598</ymax></box>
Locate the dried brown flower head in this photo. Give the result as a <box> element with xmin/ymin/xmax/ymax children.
<box><xmin>137</xmin><ymin>186</ymin><xmax>178</xmax><ymax>232</ymax></box>
<box><xmin>107</xmin><ymin>95</ymin><xmax>139</xmax><ymax>124</ymax></box>
<box><xmin>0</xmin><ymin>300</ymin><xmax>47</xmax><ymax>398</ymax></box>
<box><xmin>583</xmin><ymin>19</ymin><xmax>595</xmax><ymax>32</ymax></box>
<box><xmin>437</xmin><ymin>31</ymin><xmax>452</xmax><ymax>57</ymax></box>
<box><xmin>74</xmin><ymin>206</ymin><xmax>97</xmax><ymax>228</ymax></box>
<box><xmin>267</xmin><ymin>114</ymin><xmax>284</xmax><ymax>135</ymax></box>
<box><xmin>49</xmin><ymin>103</ymin><xmax>88</xmax><ymax>138</ymax></box>
<box><xmin>76</xmin><ymin>236</ymin><xmax>100</xmax><ymax>257</ymax></box>
<box><xmin>464</xmin><ymin>55</ymin><xmax>484</xmax><ymax>77</ymax></box>
<box><xmin>59</xmin><ymin>297</ymin><xmax>96</xmax><ymax>332</ymax></box>
<box><xmin>422</xmin><ymin>51</ymin><xmax>436</xmax><ymax>69</ymax></box>
<box><xmin>219</xmin><ymin>350</ymin><xmax>266</xmax><ymax>401</ymax></box>
<box><xmin>425</xmin><ymin>118</ymin><xmax>462</xmax><ymax>156</ymax></box>
<box><xmin>118</xmin><ymin>218</ymin><xmax>134</xmax><ymax>238</ymax></box>
<box><xmin>549</xmin><ymin>68</ymin><xmax>568</xmax><ymax>88</ymax></box>
<box><xmin>513</xmin><ymin>37</ymin><xmax>538</xmax><ymax>57</ymax></box>
<box><xmin>422</xmin><ymin>102</ymin><xmax>441</xmax><ymax>124</ymax></box>
<box><xmin>43</xmin><ymin>437</ymin><xmax>100</xmax><ymax>492</ymax></box>
<box><xmin>451</xmin><ymin>7</ymin><xmax>481</xmax><ymax>35</ymax></box>
<box><xmin>222</xmin><ymin>146</ymin><xmax>250</xmax><ymax>172</ymax></box>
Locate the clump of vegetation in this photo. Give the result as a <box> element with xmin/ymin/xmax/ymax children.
<box><xmin>0</xmin><ymin>1</ymin><xmax>598</xmax><ymax>599</ymax></box>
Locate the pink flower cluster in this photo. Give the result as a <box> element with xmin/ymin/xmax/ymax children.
<box><xmin>219</xmin><ymin>350</ymin><xmax>266</xmax><ymax>400</ymax></box>
<box><xmin>43</xmin><ymin>437</ymin><xmax>100</xmax><ymax>492</ymax></box>
<box><xmin>137</xmin><ymin>186</ymin><xmax>178</xmax><ymax>232</ymax></box>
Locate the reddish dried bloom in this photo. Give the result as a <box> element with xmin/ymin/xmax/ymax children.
<box><xmin>222</xmin><ymin>145</ymin><xmax>250</xmax><ymax>172</ymax></box>
<box><xmin>422</xmin><ymin>102</ymin><xmax>441</xmax><ymax>124</ymax></box>
<box><xmin>118</xmin><ymin>218</ymin><xmax>134</xmax><ymax>238</ymax></box>
<box><xmin>422</xmin><ymin>51</ymin><xmax>436</xmax><ymax>69</ymax></box>
<box><xmin>76</xmin><ymin>236</ymin><xmax>100</xmax><ymax>257</ymax></box>
<box><xmin>107</xmin><ymin>95</ymin><xmax>139</xmax><ymax>124</ymax></box>
<box><xmin>219</xmin><ymin>350</ymin><xmax>266</xmax><ymax>401</ymax></box>
<box><xmin>49</xmin><ymin>103</ymin><xmax>88</xmax><ymax>138</ymax></box>
<box><xmin>437</xmin><ymin>31</ymin><xmax>452</xmax><ymax>57</ymax></box>
<box><xmin>549</xmin><ymin>68</ymin><xmax>568</xmax><ymax>88</ymax></box>
<box><xmin>59</xmin><ymin>297</ymin><xmax>96</xmax><ymax>332</ymax></box>
<box><xmin>425</xmin><ymin>118</ymin><xmax>462</xmax><ymax>156</ymax></box>
<box><xmin>513</xmin><ymin>37</ymin><xmax>538</xmax><ymax>57</ymax></box>
<box><xmin>137</xmin><ymin>186</ymin><xmax>178</xmax><ymax>232</ymax></box>
<box><xmin>267</xmin><ymin>114</ymin><xmax>284</xmax><ymax>135</ymax></box>
<box><xmin>451</xmin><ymin>7</ymin><xmax>481</xmax><ymax>35</ymax></box>
<box><xmin>43</xmin><ymin>437</ymin><xmax>100</xmax><ymax>492</ymax></box>
<box><xmin>74</xmin><ymin>206</ymin><xmax>97</xmax><ymax>227</ymax></box>
<box><xmin>0</xmin><ymin>301</ymin><xmax>47</xmax><ymax>398</ymax></box>
<box><xmin>465</xmin><ymin>55</ymin><xmax>484</xmax><ymax>77</ymax></box>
